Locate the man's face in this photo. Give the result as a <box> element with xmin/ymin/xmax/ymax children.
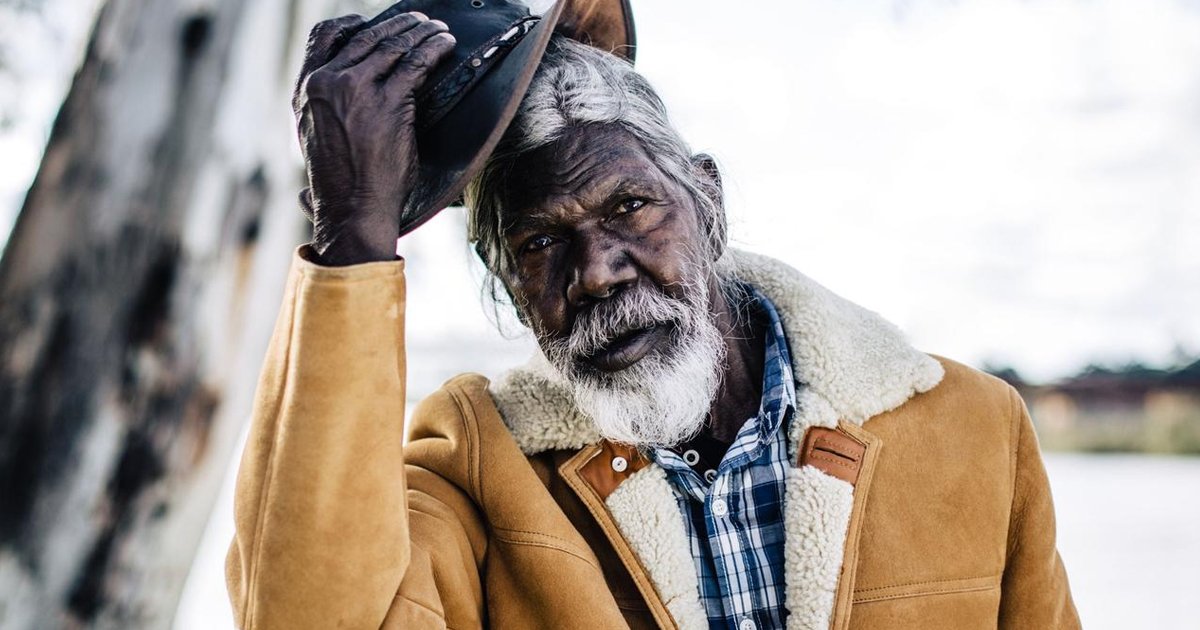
<box><xmin>497</xmin><ymin>123</ymin><xmax>727</xmax><ymax>447</ymax></box>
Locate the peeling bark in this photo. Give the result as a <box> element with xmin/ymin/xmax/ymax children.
<box><xmin>0</xmin><ymin>0</ymin><xmax>335</xmax><ymax>627</ymax></box>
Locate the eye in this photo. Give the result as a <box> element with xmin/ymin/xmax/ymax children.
<box><xmin>522</xmin><ymin>234</ymin><xmax>555</xmax><ymax>254</ymax></box>
<box><xmin>615</xmin><ymin>198</ymin><xmax>647</xmax><ymax>215</ymax></box>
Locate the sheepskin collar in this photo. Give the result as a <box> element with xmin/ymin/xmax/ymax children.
<box><xmin>488</xmin><ymin>249</ymin><xmax>945</xmax><ymax>630</ymax></box>
<box><xmin>489</xmin><ymin>248</ymin><xmax>945</xmax><ymax>455</ymax></box>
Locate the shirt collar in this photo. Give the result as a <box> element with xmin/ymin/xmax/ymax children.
<box><xmin>650</xmin><ymin>285</ymin><xmax>797</xmax><ymax>477</ymax></box>
<box><xmin>749</xmin><ymin>284</ymin><xmax>797</xmax><ymax>445</ymax></box>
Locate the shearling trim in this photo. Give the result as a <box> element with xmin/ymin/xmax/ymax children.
<box><xmin>783</xmin><ymin>465</ymin><xmax>856</xmax><ymax>630</ymax></box>
<box><xmin>489</xmin><ymin>248</ymin><xmax>943</xmax><ymax>455</ymax></box>
<box><xmin>486</xmin><ymin>248</ymin><xmax>944</xmax><ymax>629</ymax></box>
<box><xmin>488</xmin><ymin>354</ymin><xmax>600</xmax><ymax>454</ymax></box>
<box><xmin>723</xmin><ymin>249</ymin><xmax>944</xmax><ymax>427</ymax></box>
<box><xmin>786</xmin><ymin>388</ymin><xmax>841</xmax><ymax>461</ymax></box>
<box><xmin>606</xmin><ymin>465</ymin><xmax>707</xmax><ymax>630</ymax></box>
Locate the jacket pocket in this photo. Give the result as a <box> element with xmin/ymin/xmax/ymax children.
<box><xmin>852</xmin><ymin>574</ymin><xmax>1001</xmax><ymax>604</ymax></box>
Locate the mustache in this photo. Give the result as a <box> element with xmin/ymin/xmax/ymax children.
<box><xmin>545</xmin><ymin>283</ymin><xmax>698</xmax><ymax>361</ymax></box>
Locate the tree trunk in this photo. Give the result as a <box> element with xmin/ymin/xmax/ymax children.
<box><xmin>0</xmin><ymin>0</ymin><xmax>336</xmax><ymax>626</ymax></box>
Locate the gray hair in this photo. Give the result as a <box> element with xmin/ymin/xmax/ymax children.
<box><xmin>464</xmin><ymin>35</ymin><xmax>725</xmax><ymax>281</ymax></box>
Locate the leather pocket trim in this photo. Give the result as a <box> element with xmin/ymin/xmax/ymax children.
<box><xmin>852</xmin><ymin>574</ymin><xmax>1001</xmax><ymax>604</ymax></box>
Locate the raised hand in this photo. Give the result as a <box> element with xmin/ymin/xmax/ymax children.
<box><xmin>292</xmin><ymin>11</ymin><xmax>456</xmax><ymax>265</ymax></box>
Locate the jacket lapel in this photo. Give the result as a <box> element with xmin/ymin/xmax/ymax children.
<box><xmin>558</xmin><ymin>444</ymin><xmax>707</xmax><ymax>630</ymax></box>
<box><xmin>783</xmin><ymin>416</ymin><xmax>883</xmax><ymax>630</ymax></box>
<box><xmin>488</xmin><ymin>248</ymin><xmax>944</xmax><ymax>630</ymax></box>
<box><xmin>827</xmin><ymin>422</ymin><xmax>882</xmax><ymax>630</ymax></box>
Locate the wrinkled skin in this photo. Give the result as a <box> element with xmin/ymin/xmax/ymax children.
<box><xmin>496</xmin><ymin>124</ymin><xmax>766</xmax><ymax>441</ymax></box>
<box><xmin>292</xmin><ymin>18</ymin><xmax>765</xmax><ymax>440</ymax></box>
<box><xmin>293</xmin><ymin>10</ymin><xmax>455</xmax><ymax>265</ymax></box>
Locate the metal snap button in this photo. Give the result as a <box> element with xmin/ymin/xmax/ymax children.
<box><xmin>703</xmin><ymin>469</ymin><xmax>717</xmax><ymax>483</ymax></box>
<box><xmin>682</xmin><ymin>449</ymin><xmax>700</xmax><ymax>466</ymax></box>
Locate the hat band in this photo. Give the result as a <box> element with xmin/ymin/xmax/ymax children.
<box><xmin>416</xmin><ymin>16</ymin><xmax>540</xmax><ymax>130</ymax></box>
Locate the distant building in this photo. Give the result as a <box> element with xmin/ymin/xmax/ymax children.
<box><xmin>989</xmin><ymin>360</ymin><xmax>1200</xmax><ymax>453</ymax></box>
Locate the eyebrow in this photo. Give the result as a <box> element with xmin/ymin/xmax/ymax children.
<box><xmin>501</xmin><ymin>177</ymin><xmax>667</xmax><ymax>238</ymax></box>
<box><xmin>502</xmin><ymin>212</ymin><xmax>561</xmax><ymax>238</ymax></box>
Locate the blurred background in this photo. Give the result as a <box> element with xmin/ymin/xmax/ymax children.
<box><xmin>1</xmin><ymin>0</ymin><xmax>1197</xmax><ymax>628</ymax></box>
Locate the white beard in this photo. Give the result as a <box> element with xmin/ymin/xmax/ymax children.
<box><xmin>539</xmin><ymin>269</ymin><xmax>727</xmax><ymax>449</ymax></box>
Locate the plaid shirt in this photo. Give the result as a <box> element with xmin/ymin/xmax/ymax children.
<box><xmin>652</xmin><ymin>287</ymin><xmax>796</xmax><ymax>630</ymax></box>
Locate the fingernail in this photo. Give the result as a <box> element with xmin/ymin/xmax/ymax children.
<box><xmin>410</xmin><ymin>11</ymin><xmax>429</xmax><ymax>21</ymax></box>
<box><xmin>430</xmin><ymin>19</ymin><xmax>448</xmax><ymax>29</ymax></box>
<box><xmin>438</xmin><ymin>32</ymin><xmax>457</xmax><ymax>43</ymax></box>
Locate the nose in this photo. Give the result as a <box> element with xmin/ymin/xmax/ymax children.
<box><xmin>566</xmin><ymin>236</ymin><xmax>637</xmax><ymax>307</ymax></box>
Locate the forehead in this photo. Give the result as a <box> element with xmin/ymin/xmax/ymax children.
<box><xmin>502</xmin><ymin>124</ymin><xmax>664</xmax><ymax>216</ymax></box>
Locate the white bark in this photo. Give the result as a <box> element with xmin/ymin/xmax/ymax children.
<box><xmin>0</xmin><ymin>0</ymin><xmax>340</xmax><ymax>627</ymax></box>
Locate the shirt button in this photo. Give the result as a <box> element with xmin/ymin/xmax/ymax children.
<box><xmin>739</xmin><ymin>617</ymin><xmax>757</xmax><ymax>630</ymax></box>
<box><xmin>611</xmin><ymin>456</ymin><xmax>628</xmax><ymax>472</ymax></box>
<box><xmin>711</xmin><ymin>497</ymin><xmax>728</xmax><ymax>517</ymax></box>
<box><xmin>682</xmin><ymin>449</ymin><xmax>700</xmax><ymax>466</ymax></box>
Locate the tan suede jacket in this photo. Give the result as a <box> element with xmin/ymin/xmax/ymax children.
<box><xmin>225</xmin><ymin>247</ymin><xmax>1080</xmax><ymax>630</ymax></box>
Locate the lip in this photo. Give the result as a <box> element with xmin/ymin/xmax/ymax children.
<box><xmin>584</xmin><ymin>323</ymin><xmax>670</xmax><ymax>373</ymax></box>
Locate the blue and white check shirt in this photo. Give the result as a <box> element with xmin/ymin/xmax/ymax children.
<box><xmin>651</xmin><ymin>287</ymin><xmax>796</xmax><ymax>630</ymax></box>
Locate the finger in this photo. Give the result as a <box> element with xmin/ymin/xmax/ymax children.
<box><xmin>380</xmin><ymin>32</ymin><xmax>457</xmax><ymax>94</ymax></box>
<box><xmin>340</xmin><ymin>0</ymin><xmax>427</xmax><ymax>41</ymax></box>
<box><xmin>293</xmin><ymin>14</ymin><xmax>366</xmax><ymax>111</ymax></box>
<box><xmin>302</xmin><ymin>14</ymin><xmax>367</xmax><ymax>74</ymax></box>
<box><xmin>326</xmin><ymin>11</ymin><xmax>432</xmax><ymax>72</ymax></box>
<box><xmin>356</xmin><ymin>21</ymin><xmax>453</xmax><ymax>80</ymax></box>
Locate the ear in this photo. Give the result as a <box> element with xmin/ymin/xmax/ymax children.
<box><xmin>691</xmin><ymin>152</ymin><xmax>727</xmax><ymax>261</ymax></box>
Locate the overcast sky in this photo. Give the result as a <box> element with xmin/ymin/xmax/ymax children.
<box><xmin>630</xmin><ymin>0</ymin><xmax>1200</xmax><ymax>379</ymax></box>
<box><xmin>4</xmin><ymin>0</ymin><xmax>1199</xmax><ymax>382</ymax></box>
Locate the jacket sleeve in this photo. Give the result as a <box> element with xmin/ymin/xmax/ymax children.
<box><xmin>998</xmin><ymin>388</ymin><xmax>1081</xmax><ymax>629</ymax></box>
<box><xmin>225</xmin><ymin>247</ymin><xmax>485</xmax><ymax>629</ymax></box>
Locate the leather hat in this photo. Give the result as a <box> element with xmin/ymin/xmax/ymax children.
<box><xmin>348</xmin><ymin>0</ymin><xmax>637</xmax><ymax>236</ymax></box>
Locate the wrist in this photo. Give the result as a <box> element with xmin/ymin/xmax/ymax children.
<box><xmin>312</xmin><ymin>220</ymin><xmax>399</xmax><ymax>266</ymax></box>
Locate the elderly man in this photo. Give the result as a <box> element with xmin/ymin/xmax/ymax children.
<box><xmin>225</xmin><ymin>2</ymin><xmax>1079</xmax><ymax>629</ymax></box>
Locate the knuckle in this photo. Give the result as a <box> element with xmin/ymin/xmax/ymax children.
<box><xmin>416</xmin><ymin>19</ymin><xmax>448</xmax><ymax>36</ymax></box>
<box><xmin>312</xmin><ymin>13</ymin><xmax>363</xmax><ymax>36</ymax></box>
<box><xmin>303</xmin><ymin>69</ymin><xmax>339</xmax><ymax>98</ymax></box>
<box><xmin>329</xmin><ymin>71</ymin><xmax>357</xmax><ymax>93</ymax></box>
<box><xmin>405</xmin><ymin>37</ymin><xmax>453</xmax><ymax>70</ymax></box>
<box><xmin>308</xmin><ymin>19</ymin><xmax>334</xmax><ymax>39</ymax></box>
<box><xmin>404</xmin><ymin>48</ymin><xmax>438</xmax><ymax>71</ymax></box>
<box><xmin>391</xmin><ymin>22</ymin><xmax>445</xmax><ymax>52</ymax></box>
<box><xmin>376</xmin><ymin>37</ymin><xmax>409</xmax><ymax>55</ymax></box>
<box><xmin>307</xmin><ymin>20</ymin><xmax>340</xmax><ymax>47</ymax></box>
<box><xmin>429</xmin><ymin>33</ymin><xmax>456</xmax><ymax>52</ymax></box>
<box><xmin>351</xmin><ymin>25</ymin><xmax>386</xmax><ymax>48</ymax></box>
<box><xmin>304</xmin><ymin>15</ymin><xmax>363</xmax><ymax>65</ymax></box>
<box><xmin>386</xmin><ymin>11</ymin><xmax>424</xmax><ymax>30</ymax></box>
